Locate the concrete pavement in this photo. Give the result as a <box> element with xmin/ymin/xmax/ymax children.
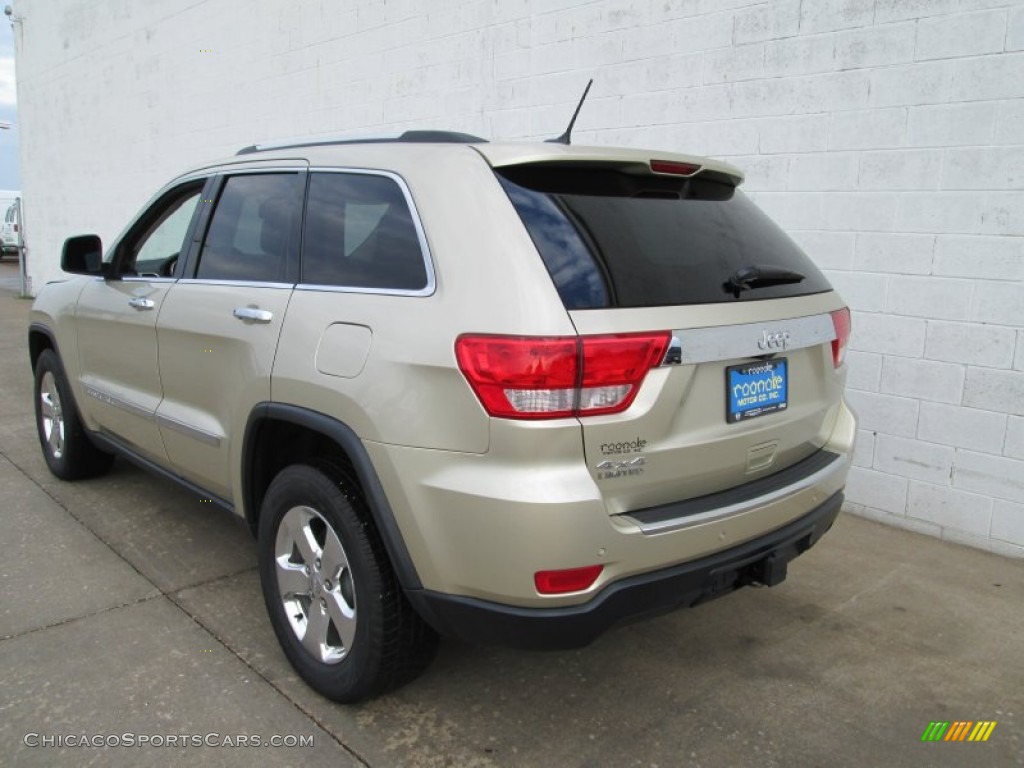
<box><xmin>1</xmin><ymin>260</ymin><xmax>1021</xmax><ymax>767</ymax></box>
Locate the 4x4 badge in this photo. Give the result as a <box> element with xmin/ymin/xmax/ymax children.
<box><xmin>596</xmin><ymin>456</ymin><xmax>646</xmax><ymax>479</ymax></box>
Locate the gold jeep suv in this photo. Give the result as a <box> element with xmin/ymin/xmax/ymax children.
<box><xmin>29</xmin><ymin>132</ymin><xmax>855</xmax><ymax>702</ymax></box>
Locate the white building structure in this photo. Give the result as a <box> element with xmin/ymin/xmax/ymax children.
<box><xmin>12</xmin><ymin>0</ymin><xmax>1024</xmax><ymax>555</ymax></box>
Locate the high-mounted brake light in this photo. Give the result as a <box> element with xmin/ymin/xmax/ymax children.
<box><xmin>830</xmin><ymin>307</ymin><xmax>851</xmax><ymax>368</ymax></box>
<box><xmin>650</xmin><ymin>159</ymin><xmax>702</xmax><ymax>177</ymax></box>
<box><xmin>455</xmin><ymin>333</ymin><xmax>670</xmax><ymax>420</ymax></box>
<box><xmin>534</xmin><ymin>565</ymin><xmax>603</xmax><ymax>595</ymax></box>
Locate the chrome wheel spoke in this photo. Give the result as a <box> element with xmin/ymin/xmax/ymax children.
<box><xmin>301</xmin><ymin>600</ymin><xmax>330</xmax><ymax>660</ymax></box>
<box><xmin>48</xmin><ymin>424</ymin><xmax>63</xmax><ymax>456</ymax></box>
<box><xmin>288</xmin><ymin>510</ymin><xmax>322</xmax><ymax>565</ymax></box>
<box><xmin>39</xmin><ymin>392</ymin><xmax>55</xmax><ymax>421</ymax></box>
<box><xmin>325</xmin><ymin>587</ymin><xmax>357</xmax><ymax>650</ymax></box>
<box><xmin>275</xmin><ymin>559</ymin><xmax>309</xmax><ymax>598</ymax></box>
<box><xmin>321</xmin><ymin>528</ymin><xmax>349</xmax><ymax>580</ymax></box>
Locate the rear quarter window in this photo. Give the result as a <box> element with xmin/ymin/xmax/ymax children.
<box><xmin>301</xmin><ymin>172</ymin><xmax>428</xmax><ymax>292</ymax></box>
<box><xmin>498</xmin><ymin>166</ymin><xmax>832</xmax><ymax>310</ymax></box>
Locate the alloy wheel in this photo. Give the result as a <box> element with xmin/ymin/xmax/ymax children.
<box><xmin>274</xmin><ymin>505</ymin><xmax>357</xmax><ymax>664</ymax></box>
<box><xmin>39</xmin><ymin>371</ymin><xmax>65</xmax><ymax>460</ymax></box>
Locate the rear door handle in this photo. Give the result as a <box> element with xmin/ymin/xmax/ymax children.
<box><xmin>128</xmin><ymin>297</ymin><xmax>155</xmax><ymax>310</ymax></box>
<box><xmin>233</xmin><ymin>306</ymin><xmax>273</xmax><ymax>323</ymax></box>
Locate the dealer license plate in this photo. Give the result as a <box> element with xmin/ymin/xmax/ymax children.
<box><xmin>726</xmin><ymin>359</ymin><xmax>788</xmax><ymax>423</ymax></box>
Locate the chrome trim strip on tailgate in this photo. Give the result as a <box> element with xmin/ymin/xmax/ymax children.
<box><xmin>661</xmin><ymin>313</ymin><xmax>836</xmax><ymax>366</ymax></box>
<box><xmin>622</xmin><ymin>449</ymin><xmax>846</xmax><ymax>535</ymax></box>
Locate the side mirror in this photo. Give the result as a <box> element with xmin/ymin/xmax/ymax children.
<box><xmin>61</xmin><ymin>235</ymin><xmax>106</xmax><ymax>276</ymax></box>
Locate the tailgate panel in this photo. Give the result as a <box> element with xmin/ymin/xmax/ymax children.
<box><xmin>572</xmin><ymin>308</ymin><xmax>846</xmax><ymax>515</ymax></box>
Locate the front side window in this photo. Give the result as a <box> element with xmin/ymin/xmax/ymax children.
<box><xmin>301</xmin><ymin>172</ymin><xmax>428</xmax><ymax>291</ymax></box>
<box><xmin>116</xmin><ymin>183</ymin><xmax>203</xmax><ymax>277</ymax></box>
<box><xmin>196</xmin><ymin>173</ymin><xmax>303</xmax><ymax>283</ymax></box>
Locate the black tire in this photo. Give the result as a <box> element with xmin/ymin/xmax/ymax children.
<box><xmin>33</xmin><ymin>349</ymin><xmax>115</xmax><ymax>480</ymax></box>
<box><xmin>258</xmin><ymin>461</ymin><xmax>438</xmax><ymax>703</ymax></box>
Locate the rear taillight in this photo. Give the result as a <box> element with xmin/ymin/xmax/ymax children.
<box><xmin>830</xmin><ymin>307</ymin><xmax>851</xmax><ymax>368</ymax></box>
<box><xmin>455</xmin><ymin>333</ymin><xmax>670</xmax><ymax>420</ymax></box>
<box><xmin>454</xmin><ymin>336</ymin><xmax>577</xmax><ymax>419</ymax></box>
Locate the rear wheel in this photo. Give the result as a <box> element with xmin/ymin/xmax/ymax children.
<box><xmin>258</xmin><ymin>462</ymin><xmax>438</xmax><ymax>703</ymax></box>
<box><xmin>33</xmin><ymin>349</ymin><xmax>114</xmax><ymax>480</ymax></box>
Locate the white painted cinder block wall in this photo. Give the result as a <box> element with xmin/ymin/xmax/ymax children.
<box><xmin>13</xmin><ymin>0</ymin><xmax>1024</xmax><ymax>555</ymax></box>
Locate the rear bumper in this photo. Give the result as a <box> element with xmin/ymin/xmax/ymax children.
<box><xmin>407</xmin><ymin>490</ymin><xmax>843</xmax><ymax>650</ymax></box>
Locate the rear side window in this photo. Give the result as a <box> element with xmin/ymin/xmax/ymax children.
<box><xmin>301</xmin><ymin>172</ymin><xmax>428</xmax><ymax>292</ymax></box>
<box><xmin>197</xmin><ymin>173</ymin><xmax>303</xmax><ymax>283</ymax></box>
<box><xmin>498</xmin><ymin>166</ymin><xmax>831</xmax><ymax>309</ymax></box>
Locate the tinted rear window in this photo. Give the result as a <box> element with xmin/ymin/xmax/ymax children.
<box><xmin>498</xmin><ymin>166</ymin><xmax>831</xmax><ymax>309</ymax></box>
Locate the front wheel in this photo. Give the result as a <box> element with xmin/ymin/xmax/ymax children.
<box><xmin>258</xmin><ymin>462</ymin><xmax>438</xmax><ymax>703</ymax></box>
<box><xmin>33</xmin><ymin>349</ymin><xmax>114</xmax><ymax>480</ymax></box>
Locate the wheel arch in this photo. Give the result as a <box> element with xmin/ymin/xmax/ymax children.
<box><xmin>242</xmin><ymin>403</ymin><xmax>423</xmax><ymax>591</ymax></box>
<box><xmin>28</xmin><ymin>322</ymin><xmax>59</xmax><ymax>370</ymax></box>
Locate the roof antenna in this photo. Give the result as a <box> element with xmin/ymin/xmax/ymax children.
<box><xmin>547</xmin><ymin>79</ymin><xmax>593</xmax><ymax>145</ymax></box>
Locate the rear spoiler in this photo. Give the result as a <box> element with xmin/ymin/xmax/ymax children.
<box><xmin>472</xmin><ymin>144</ymin><xmax>745</xmax><ymax>187</ymax></box>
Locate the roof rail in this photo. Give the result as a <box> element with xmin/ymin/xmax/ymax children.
<box><xmin>236</xmin><ymin>130</ymin><xmax>487</xmax><ymax>155</ymax></box>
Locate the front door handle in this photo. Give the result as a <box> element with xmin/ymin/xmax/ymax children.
<box><xmin>233</xmin><ymin>306</ymin><xmax>273</xmax><ymax>323</ymax></box>
<box><xmin>128</xmin><ymin>297</ymin><xmax>155</xmax><ymax>310</ymax></box>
